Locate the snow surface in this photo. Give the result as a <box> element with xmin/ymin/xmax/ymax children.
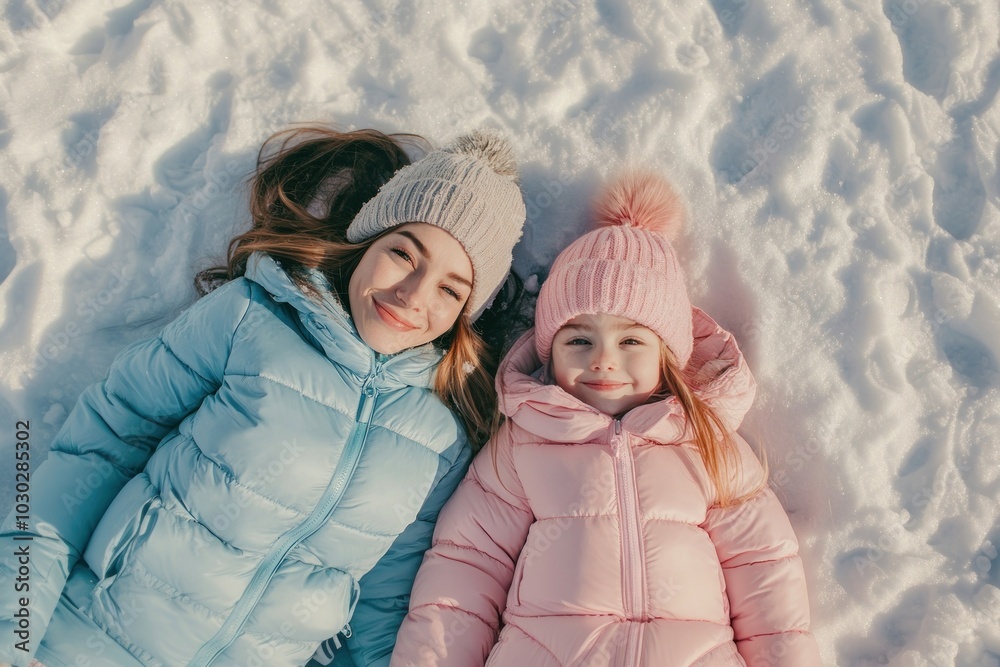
<box><xmin>1</xmin><ymin>0</ymin><xmax>999</xmax><ymax>664</ymax></box>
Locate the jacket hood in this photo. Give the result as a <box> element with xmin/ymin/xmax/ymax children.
<box><xmin>244</xmin><ymin>252</ymin><xmax>444</xmax><ymax>389</ymax></box>
<box><xmin>497</xmin><ymin>307</ymin><xmax>756</xmax><ymax>444</ymax></box>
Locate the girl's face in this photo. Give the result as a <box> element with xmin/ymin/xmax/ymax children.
<box><xmin>349</xmin><ymin>222</ymin><xmax>473</xmax><ymax>355</ymax></box>
<box><xmin>550</xmin><ymin>313</ymin><xmax>662</xmax><ymax>417</ymax></box>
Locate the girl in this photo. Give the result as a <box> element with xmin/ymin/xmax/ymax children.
<box><xmin>391</xmin><ymin>173</ymin><xmax>821</xmax><ymax>666</ymax></box>
<box><xmin>0</xmin><ymin>126</ymin><xmax>526</xmax><ymax>667</ymax></box>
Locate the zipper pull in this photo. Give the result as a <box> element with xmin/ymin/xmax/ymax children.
<box><xmin>611</xmin><ymin>419</ymin><xmax>623</xmax><ymax>456</ymax></box>
<box><xmin>356</xmin><ymin>373</ymin><xmax>377</xmax><ymax>422</ymax></box>
<box><xmin>362</xmin><ymin>356</ymin><xmax>383</xmax><ymax>396</ymax></box>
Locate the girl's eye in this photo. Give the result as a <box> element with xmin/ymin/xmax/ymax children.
<box><xmin>622</xmin><ymin>338</ymin><xmax>643</xmax><ymax>346</ymax></box>
<box><xmin>566</xmin><ymin>337</ymin><xmax>591</xmax><ymax>346</ymax></box>
<box><xmin>441</xmin><ymin>285</ymin><xmax>462</xmax><ymax>300</ymax></box>
<box><xmin>391</xmin><ymin>247</ymin><xmax>412</xmax><ymax>263</ymax></box>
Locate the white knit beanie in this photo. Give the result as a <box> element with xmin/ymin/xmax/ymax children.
<box><xmin>347</xmin><ymin>128</ymin><xmax>527</xmax><ymax>320</ymax></box>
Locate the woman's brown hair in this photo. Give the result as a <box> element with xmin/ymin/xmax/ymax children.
<box><xmin>659</xmin><ymin>342</ymin><xmax>767</xmax><ymax>507</ymax></box>
<box><xmin>197</xmin><ymin>125</ymin><xmax>504</xmax><ymax>449</ymax></box>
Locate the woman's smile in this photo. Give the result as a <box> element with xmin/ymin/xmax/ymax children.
<box><xmin>373</xmin><ymin>297</ymin><xmax>419</xmax><ymax>331</ymax></box>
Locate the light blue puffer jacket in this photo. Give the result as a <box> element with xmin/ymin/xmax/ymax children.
<box><xmin>0</xmin><ymin>253</ymin><xmax>472</xmax><ymax>667</ymax></box>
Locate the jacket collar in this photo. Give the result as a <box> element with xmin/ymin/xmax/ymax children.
<box><xmin>498</xmin><ymin>307</ymin><xmax>757</xmax><ymax>444</ymax></box>
<box><xmin>244</xmin><ymin>252</ymin><xmax>443</xmax><ymax>390</ymax></box>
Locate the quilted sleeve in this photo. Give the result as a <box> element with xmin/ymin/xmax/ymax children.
<box><xmin>0</xmin><ymin>279</ymin><xmax>253</xmax><ymax>666</ymax></box>
<box><xmin>390</xmin><ymin>424</ymin><xmax>533</xmax><ymax>667</ymax></box>
<box><xmin>703</xmin><ymin>435</ymin><xmax>821</xmax><ymax>666</ymax></box>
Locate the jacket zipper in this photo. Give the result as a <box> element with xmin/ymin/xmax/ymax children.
<box><xmin>189</xmin><ymin>360</ymin><xmax>383</xmax><ymax>666</ymax></box>
<box><xmin>613</xmin><ymin>419</ymin><xmax>645</xmax><ymax>665</ymax></box>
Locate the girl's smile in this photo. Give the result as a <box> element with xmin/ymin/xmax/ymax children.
<box><xmin>582</xmin><ymin>380</ymin><xmax>628</xmax><ymax>390</ymax></box>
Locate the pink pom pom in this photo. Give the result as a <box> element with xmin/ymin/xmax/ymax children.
<box><xmin>593</xmin><ymin>172</ymin><xmax>685</xmax><ymax>241</ymax></box>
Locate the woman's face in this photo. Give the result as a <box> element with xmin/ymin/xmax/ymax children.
<box><xmin>348</xmin><ymin>222</ymin><xmax>473</xmax><ymax>355</ymax></box>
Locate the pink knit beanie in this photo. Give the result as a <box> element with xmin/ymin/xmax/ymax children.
<box><xmin>534</xmin><ymin>172</ymin><xmax>694</xmax><ymax>368</ymax></box>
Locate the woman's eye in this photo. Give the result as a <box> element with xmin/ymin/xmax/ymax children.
<box><xmin>441</xmin><ymin>285</ymin><xmax>462</xmax><ymax>300</ymax></box>
<box><xmin>566</xmin><ymin>338</ymin><xmax>590</xmax><ymax>346</ymax></box>
<box><xmin>622</xmin><ymin>338</ymin><xmax>643</xmax><ymax>346</ymax></box>
<box><xmin>391</xmin><ymin>247</ymin><xmax>412</xmax><ymax>263</ymax></box>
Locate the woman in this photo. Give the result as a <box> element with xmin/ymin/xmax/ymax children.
<box><xmin>0</xmin><ymin>126</ymin><xmax>527</xmax><ymax>667</ymax></box>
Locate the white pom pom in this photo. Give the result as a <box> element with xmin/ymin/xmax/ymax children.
<box><xmin>593</xmin><ymin>172</ymin><xmax>685</xmax><ymax>241</ymax></box>
<box><xmin>444</xmin><ymin>128</ymin><xmax>519</xmax><ymax>180</ymax></box>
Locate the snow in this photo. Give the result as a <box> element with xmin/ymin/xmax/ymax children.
<box><xmin>1</xmin><ymin>0</ymin><xmax>999</xmax><ymax>664</ymax></box>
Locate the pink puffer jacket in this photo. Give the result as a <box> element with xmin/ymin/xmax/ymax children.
<box><xmin>392</xmin><ymin>309</ymin><xmax>821</xmax><ymax>666</ymax></box>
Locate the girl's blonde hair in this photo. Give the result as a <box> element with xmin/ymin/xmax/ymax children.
<box><xmin>658</xmin><ymin>341</ymin><xmax>767</xmax><ymax>508</ymax></box>
<box><xmin>197</xmin><ymin>125</ymin><xmax>499</xmax><ymax>449</ymax></box>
